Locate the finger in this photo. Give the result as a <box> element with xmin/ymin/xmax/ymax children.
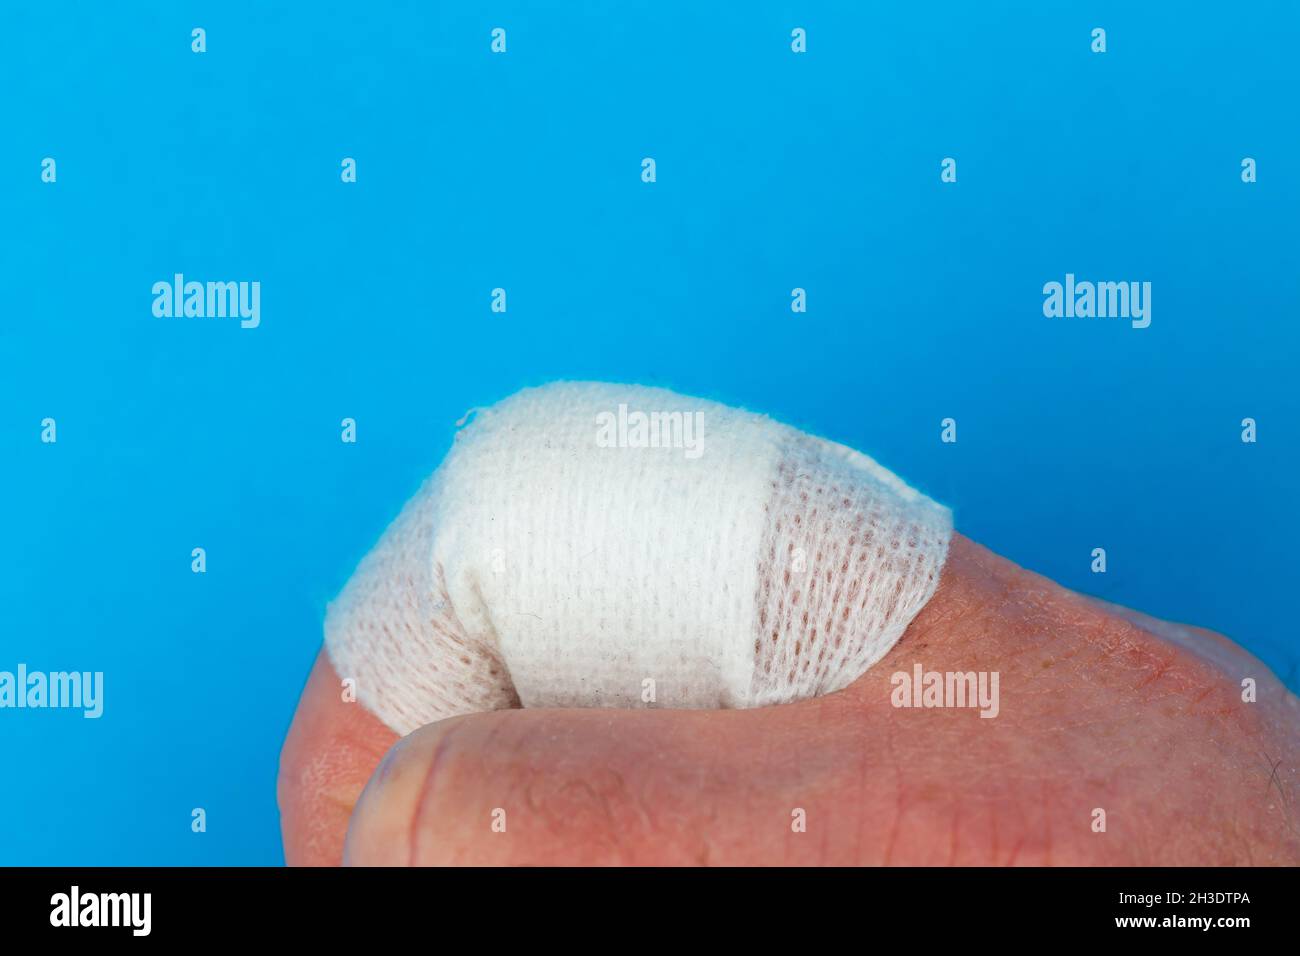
<box><xmin>342</xmin><ymin>693</ymin><xmax>880</xmax><ymax>867</ymax></box>
<box><xmin>278</xmin><ymin>649</ymin><xmax>399</xmax><ymax>865</ymax></box>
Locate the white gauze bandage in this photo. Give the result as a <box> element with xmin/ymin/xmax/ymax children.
<box><xmin>325</xmin><ymin>381</ymin><xmax>952</xmax><ymax>734</ymax></box>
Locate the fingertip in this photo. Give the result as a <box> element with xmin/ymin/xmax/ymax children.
<box><xmin>343</xmin><ymin>724</ymin><xmax>443</xmax><ymax>866</ymax></box>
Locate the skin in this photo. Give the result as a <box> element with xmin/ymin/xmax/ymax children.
<box><xmin>278</xmin><ymin>534</ymin><xmax>1300</xmax><ymax>865</ymax></box>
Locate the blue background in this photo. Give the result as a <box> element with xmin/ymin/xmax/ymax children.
<box><xmin>1</xmin><ymin>2</ymin><xmax>1296</xmax><ymax>864</ymax></box>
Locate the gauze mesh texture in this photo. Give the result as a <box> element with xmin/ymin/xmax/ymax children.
<box><xmin>324</xmin><ymin>382</ymin><xmax>952</xmax><ymax>734</ymax></box>
<box><xmin>323</xmin><ymin>473</ymin><xmax>520</xmax><ymax>734</ymax></box>
<box><xmin>751</xmin><ymin>429</ymin><xmax>952</xmax><ymax>707</ymax></box>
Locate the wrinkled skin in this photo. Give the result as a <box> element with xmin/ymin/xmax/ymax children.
<box><xmin>278</xmin><ymin>535</ymin><xmax>1300</xmax><ymax>865</ymax></box>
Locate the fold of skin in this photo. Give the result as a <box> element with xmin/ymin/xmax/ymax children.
<box><xmin>278</xmin><ymin>534</ymin><xmax>1300</xmax><ymax>866</ymax></box>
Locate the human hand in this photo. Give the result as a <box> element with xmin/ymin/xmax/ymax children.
<box><xmin>278</xmin><ymin>533</ymin><xmax>1299</xmax><ymax>865</ymax></box>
